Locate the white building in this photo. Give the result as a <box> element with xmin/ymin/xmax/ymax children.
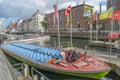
<box><xmin>17</xmin><ymin>19</ymin><xmax>23</xmax><ymax>32</ymax></box>
<box><xmin>30</xmin><ymin>10</ymin><xmax>45</xmax><ymax>33</ymax></box>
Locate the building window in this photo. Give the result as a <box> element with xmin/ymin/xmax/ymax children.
<box><xmin>52</xmin><ymin>15</ymin><xmax>54</xmax><ymax>24</ymax></box>
<box><xmin>49</xmin><ymin>17</ymin><xmax>50</xmax><ymax>22</ymax></box>
<box><xmin>59</xmin><ymin>14</ymin><xmax>63</xmax><ymax>24</ymax></box>
<box><xmin>76</xmin><ymin>9</ymin><xmax>80</xmax><ymax>19</ymax></box>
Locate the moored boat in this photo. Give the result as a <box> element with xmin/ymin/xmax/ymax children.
<box><xmin>1</xmin><ymin>42</ymin><xmax>111</xmax><ymax>79</ymax></box>
<box><xmin>4</xmin><ymin>34</ymin><xmax>50</xmax><ymax>44</ymax></box>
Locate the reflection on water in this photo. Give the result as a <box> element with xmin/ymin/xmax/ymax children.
<box><xmin>5</xmin><ymin>36</ymin><xmax>120</xmax><ymax>80</ymax></box>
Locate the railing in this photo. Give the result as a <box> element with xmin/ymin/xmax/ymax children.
<box><xmin>85</xmin><ymin>47</ymin><xmax>120</xmax><ymax>67</ymax></box>
<box><xmin>31</xmin><ymin>67</ymin><xmax>49</xmax><ymax>80</ymax></box>
<box><xmin>12</xmin><ymin>63</ymin><xmax>24</xmax><ymax>76</ymax></box>
<box><xmin>74</xmin><ymin>46</ymin><xmax>120</xmax><ymax>67</ymax></box>
<box><xmin>12</xmin><ymin>63</ymin><xmax>50</xmax><ymax>80</ymax></box>
<box><xmin>60</xmin><ymin>41</ymin><xmax>71</xmax><ymax>49</ymax></box>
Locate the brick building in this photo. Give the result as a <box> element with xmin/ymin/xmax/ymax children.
<box><xmin>46</xmin><ymin>3</ymin><xmax>93</xmax><ymax>31</ymax></box>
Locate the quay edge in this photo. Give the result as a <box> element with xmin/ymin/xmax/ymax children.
<box><xmin>45</xmin><ymin>32</ymin><xmax>108</xmax><ymax>40</ymax></box>
<box><xmin>108</xmin><ymin>63</ymin><xmax>120</xmax><ymax>77</ymax></box>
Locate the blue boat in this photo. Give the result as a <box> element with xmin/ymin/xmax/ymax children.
<box><xmin>1</xmin><ymin>42</ymin><xmax>111</xmax><ymax>79</ymax></box>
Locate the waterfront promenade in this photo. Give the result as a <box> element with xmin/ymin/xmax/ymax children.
<box><xmin>0</xmin><ymin>49</ymin><xmax>17</xmax><ymax>80</ymax></box>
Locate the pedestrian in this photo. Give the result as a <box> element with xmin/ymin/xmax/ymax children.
<box><xmin>114</xmin><ymin>41</ymin><xmax>120</xmax><ymax>57</ymax></box>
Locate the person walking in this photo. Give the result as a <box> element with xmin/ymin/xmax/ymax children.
<box><xmin>115</xmin><ymin>41</ymin><xmax>120</xmax><ymax>58</ymax></box>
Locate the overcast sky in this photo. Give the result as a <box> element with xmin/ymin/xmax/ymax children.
<box><xmin>0</xmin><ymin>0</ymin><xmax>107</xmax><ymax>27</ymax></box>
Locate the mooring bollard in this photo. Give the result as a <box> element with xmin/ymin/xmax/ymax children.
<box><xmin>32</xmin><ymin>75</ymin><xmax>38</xmax><ymax>80</ymax></box>
<box><xmin>23</xmin><ymin>63</ymin><xmax>29</xmax><ymax>78</ymax></box>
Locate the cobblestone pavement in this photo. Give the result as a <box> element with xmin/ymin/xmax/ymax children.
<box><xmin>0</xmin><ymin>49</ymin><xmax>17</xmax><ymax>80</ymax></box>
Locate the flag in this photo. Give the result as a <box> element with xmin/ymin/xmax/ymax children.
<box><xmin>64</xmin><ymin>5</ymin><xmax>71</xmax><ymax>16</ymax></box>
<box><xmin>93</xmin><ymin>11</ymin><xmax>97</xmax><ymax>20</ymax></box>
<box><xmin>53</xmin><ymin>4</ymin><xmax>58</xmax><ymax>26</ymax></box>
<box><xmin>99</xmin><ymin>7</ymin><xmax>113</xmax><ymax>20</ymax></box>
<box><xmin>107</xmin><ymin>7</ymin><xmax>113</xmax><ymax>18</ymax></box>
<box><xmin>108</xmin><ymin>10</ymin><xmax>120</xmax><ymax>20</ymax></box>
<box><xmin>66</xmin><ymin>13</ymin><xmax>70</xmax><ymax>27</ymax></box>
<box><xmin>99</xmin><ymin>12</ymin><xmax>108</xmax><ymax>20</ymax></box>
<box><xmin>53</xmin><ymin>4</ymin><xmax>58</xmax><ymax>18</ymax></box>
<box><xmin>83</xmin><ymin>6</ymin><xmax>93</xmax><ymax>18</ymax></box>
<box><xmin>84</xmin><ymin>10</ymin><xmax>90</xmax><ymax>17</ymax></box>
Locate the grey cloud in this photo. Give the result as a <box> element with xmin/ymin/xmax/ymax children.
<box><xmin>0</xmin><ymin>0</ymin><xmax>106</xmax><ymax>19</ymax></box>
<box><xmin>0</xmin><ymin>0</ymin><xmax>47</xmax><ymax>18</ymax></box>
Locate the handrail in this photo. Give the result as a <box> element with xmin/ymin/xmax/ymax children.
<box><xmin>61</xmin><ymin>41</ymin><xmax>71</xmax><ymax>48</ymax></box>
<box><xmin>12</xmin><ymin>63</ymin><xmax>24</xmax><ymax>75</ymax></box>
<box><xmin>31</xmin><ymin>67</ymin><xmax>49</xmax><ymax>80</ymax></box>
<box><xmin>12</xmin><ymin>63</ymin><xmax>23</xmax><ymax>67</ymax></box>
<box><xmin>85</xmin><ymin>47</ymin><xmax>120</xmax><ymax>67</ymax></box>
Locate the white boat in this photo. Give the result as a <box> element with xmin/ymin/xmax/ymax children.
<box><xmin>4</xmin><ymin>34</ymin><xmax>50</xmax><ymax>44</ymax></box>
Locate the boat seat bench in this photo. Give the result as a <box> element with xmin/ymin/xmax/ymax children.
<box><xmin>73</xmin><ymin>61</ymin><xmax>89</xmax><ymax>68</ymax></box>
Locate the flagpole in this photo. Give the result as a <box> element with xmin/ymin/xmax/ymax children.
<box><xmin>109</xmin><ymin>0</ymin><xmax>116</xmax><ymax>63</ymax></box>
<box><xmin>56</xmin><ymin>0</ymin><xmax>61</xmax><ymax>49</ymax></box>
<box><xmin>70</xmin><ymin>6</ymin><xmax>73</xmax><ymax>47</ymax></box>
<box><xmin>90</xmin><ymin>17</ymin><xmax>92</xmax><ymax>45</ymax></box>
<box><xmin>119</xmin><ymin>14</ymin><xmax>120</xmax><ymax>30</ymax></box>
<box><xmin>90</xmin><ymin>9</ymin><xmax>92</xmax><ymax>45</ymax></box>
<box><xmin>96</xmin><ymin>14</ymin><xmax>98</xmax><ymax>40</ymax></box>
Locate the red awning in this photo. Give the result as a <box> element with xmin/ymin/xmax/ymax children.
<box><xmin>108</xmin><ymin>10</ymin><xmax>120</xmax><ymax>20</ymax></box>
<box><xmin>106</xmin><ymin>32</ymin><xmax>120</xmax><ymax>40</ymax></box>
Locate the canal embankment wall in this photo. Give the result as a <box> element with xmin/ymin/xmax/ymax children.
<box><xmin>0</xmin><ymin>48</ymin><xmax>18</xmax><ymax>80</ymax></box>
<box><xmin>45</xmin><ymin>32</ymin><xmax>108</xmax><ymax>40</ymax></box>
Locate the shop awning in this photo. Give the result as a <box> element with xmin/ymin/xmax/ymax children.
<box><xmin>106</xmin><ymin>32</ymin><xmax>120</xmax><ymax>40</ymax></box>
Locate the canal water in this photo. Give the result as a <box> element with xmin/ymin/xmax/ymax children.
<box><xmin>6</xmin><ymin>36</ymin><xmax>120</xmax><ymax>80</ymax></box>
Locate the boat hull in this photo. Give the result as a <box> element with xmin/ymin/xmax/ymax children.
<box><xmin>1</xmin><ymin>48</ymin><xmax>111</xmax><ymax>79</ymax></box>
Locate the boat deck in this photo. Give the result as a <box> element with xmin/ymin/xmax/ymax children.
<box><xmin>47</xmin><ymin>55</ymin><xmax>110</xmax><ymax>72</ymax></box>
